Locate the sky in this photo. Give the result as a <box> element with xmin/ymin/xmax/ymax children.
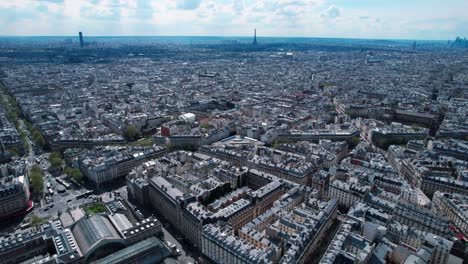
<box><xmin>0</xmin><ymin>0</ymin><xmax>467</xmax><ymax>40</ymax></box>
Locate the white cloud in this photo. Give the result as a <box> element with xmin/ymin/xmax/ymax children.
<box><xmin>320</xmin><ymin>5</ymin><xmax>340</xmax><ymax>19</ymax></box>
<box><xmin>0</xmin><ymin>0</ymin><xmax>466</xmax><ymax>39</ymax></box>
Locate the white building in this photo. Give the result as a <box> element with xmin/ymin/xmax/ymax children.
<box><xmin>422</xmin><ymin>233</ymin><xmax>453</xmax><ymax>264</ymax></box>
<box><xmin>328</xmin><ymin>180</ymin><xmax>370</xmax><ymax>208</ymax></box>
<box><xmin>432</xmin><ymin>192</ymin><xmax>468</xmax><ymax>238</ymax></box>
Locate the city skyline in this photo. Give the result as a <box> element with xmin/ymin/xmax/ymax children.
<box><xmin>0</xmin><ymin>0</ymin><xmax>467</xmax><ymax>40</ymax></box>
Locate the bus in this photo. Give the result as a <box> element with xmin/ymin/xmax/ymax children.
<box><xmin>76</xmin><ymin>190</ymin><xmax>93</xmax><ymax>199</ymax></box>
<box><xmin>20</xmin><ymin>223</ymin><xmax>31</xmax><ymax>230</ymax></box>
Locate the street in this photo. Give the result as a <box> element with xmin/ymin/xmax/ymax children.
<box><xmin>162</xmin><ymin>222</ymin><xmax>197</xmax><ymax>264</ymax></box>
<box><xmin>131</xmin><ymin>201</ymin><xmax>199</xmax><ymax>264</ymax></box>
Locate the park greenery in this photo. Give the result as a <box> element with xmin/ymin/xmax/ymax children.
<box><xmin>319</xmin><ymin>82</ymin><xmax>335</xmax><ymax>89</ymax></box>
<box><xmin>200</xmin><ymin>123</ymin><xmax>212</xmax><ymax>129</ymax></box>
<box><xmin>272</xmin><ymin>139</ymin><xmax>293</xmax><ymax>149</ymax></box>
<box><xmin>375</xmin><ymin>138</ymin><xmax>410</xmax><ymax>150</ymax></box>
<box><xmin>271</xmin><ymin>136</ymin><xmax>360</xmax><ymax>150</ymax></box>
<box><xmin>131</xmin><ymin>136</ymin><xmax>154</xmax><ymax>147</ymax></box>
<box><xmin>30</xmin><ymin>164</ymin><xmax>44</xmax><ymax>199</ymax></box>
<box><xmin>84</xmin><ymin>203</ymin><xmax>106</xmax><ymax>215</ymax></box>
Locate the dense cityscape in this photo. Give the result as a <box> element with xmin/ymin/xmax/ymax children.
<box><xmin>0</xmin><ymin>32</ymin><xmax>467</xmax><ymax>264</ymax></box>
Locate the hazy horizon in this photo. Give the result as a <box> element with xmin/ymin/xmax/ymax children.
<box><xmin>0</xmin><ymin>35</ymin><xmax>456</xmax><ymax>42</ymax></box>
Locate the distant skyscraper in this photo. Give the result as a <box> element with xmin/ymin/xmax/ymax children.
<box><xmin>253</xmin><ymin>29</ymin><xmax>257</xmax><ymax>45</ymax></box>
<box><xmin>79</xmin><ymin>32</ymin><xmax>84</xmax><ymax>48</ymax></box>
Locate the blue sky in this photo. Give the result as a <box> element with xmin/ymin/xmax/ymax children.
<box><xmin>0</xmin><ymin>0</ymin><xmax>467</xmax><ymax>40</ymax></box>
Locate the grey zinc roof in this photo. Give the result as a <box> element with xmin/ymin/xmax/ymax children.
<box><xmin>90</xmin><ymin>236</ymin><xmax>171</xmax><ymax>264</ymax></box>
<box><xmin>71</xmin><ymin>215</ymin><xmax>121</xmax><ymax>255</ymax></box>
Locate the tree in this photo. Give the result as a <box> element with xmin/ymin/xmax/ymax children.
<box><xmin>24</xmin><ymin>121</ymin><xmax>33</xmax><ymax>130</ymax></box>
<box><xmin>124</xmin><ymin>125</ymin><xmax>139</xmax><ymax>141</ymax></box>
<box><xmin>65</xmin><ymin>167</ymin><xmax>83</xmax><ymax>183</ymax></box>
<box><xmin>31</xmin><ymin>164</ymin><xmax>43</xmax><ymax>174</ymax></box>
<box><xmin>27</xmin><ymin>126</ymin><xmax>47</xmax><ymax>147</ymax></box>
<box><xmin>272</xmin><ymin>142</ymin><xmax>280</xmax><ymax>149</ymax></box>
<box><xmin>64</xmin><ymin>166</ymin><xmax>72</xmax><ymax>175</ymax></box>
<box><xmin>30</xmin><ymin>214</ymin><xmax>46</xmax><ymax>226</ymax></box>
<box><xmin>71</xmin><ymin>169</ymin><xmax>83</xmax><ymax>183</ymax></box>
<box><xmin>35</xmin><ymin>135</ymin><xmax>46</xmax><ymax>147</ymax></box>
<box><xmin>50</xmin><ymin>157</ymin><xmax>63</xmax><ymax>168</ymax></box>
<box><xmin>30</xmin><ymin>170</ymin><xmax>44</xmax><ymax>199</ymax></box>
<box><xmin>32</xmin><ymin>131</ymin><xmax>46</xmax><ymax>147</ymax></box>
<box><xmin>7</xmin><ymin>147</ymin><xmax>20</xmax><ymax>156</ymax></box>
<box><xmin>32</xmin><ymin>130</ymin><xmax>42</xmax><ymax>139</ymax></box>
<box><xmin>164</xmin><ymin>143</ymin><xmax>173</xmax><ymax>152</ymax></box>
<box><xmin>160</xmin><ymin>117</ymin><xmax>171</xmax><ymax>123</ymax></box>
<box><xmin>49</xmin><ymin>152</ymin><xmax>62</xmax><ymax>160</ymax></box>
<box><xmin>348</xmin><ymin>137</ymin><xmax>361</xmax><ymax>149</ymax></box>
